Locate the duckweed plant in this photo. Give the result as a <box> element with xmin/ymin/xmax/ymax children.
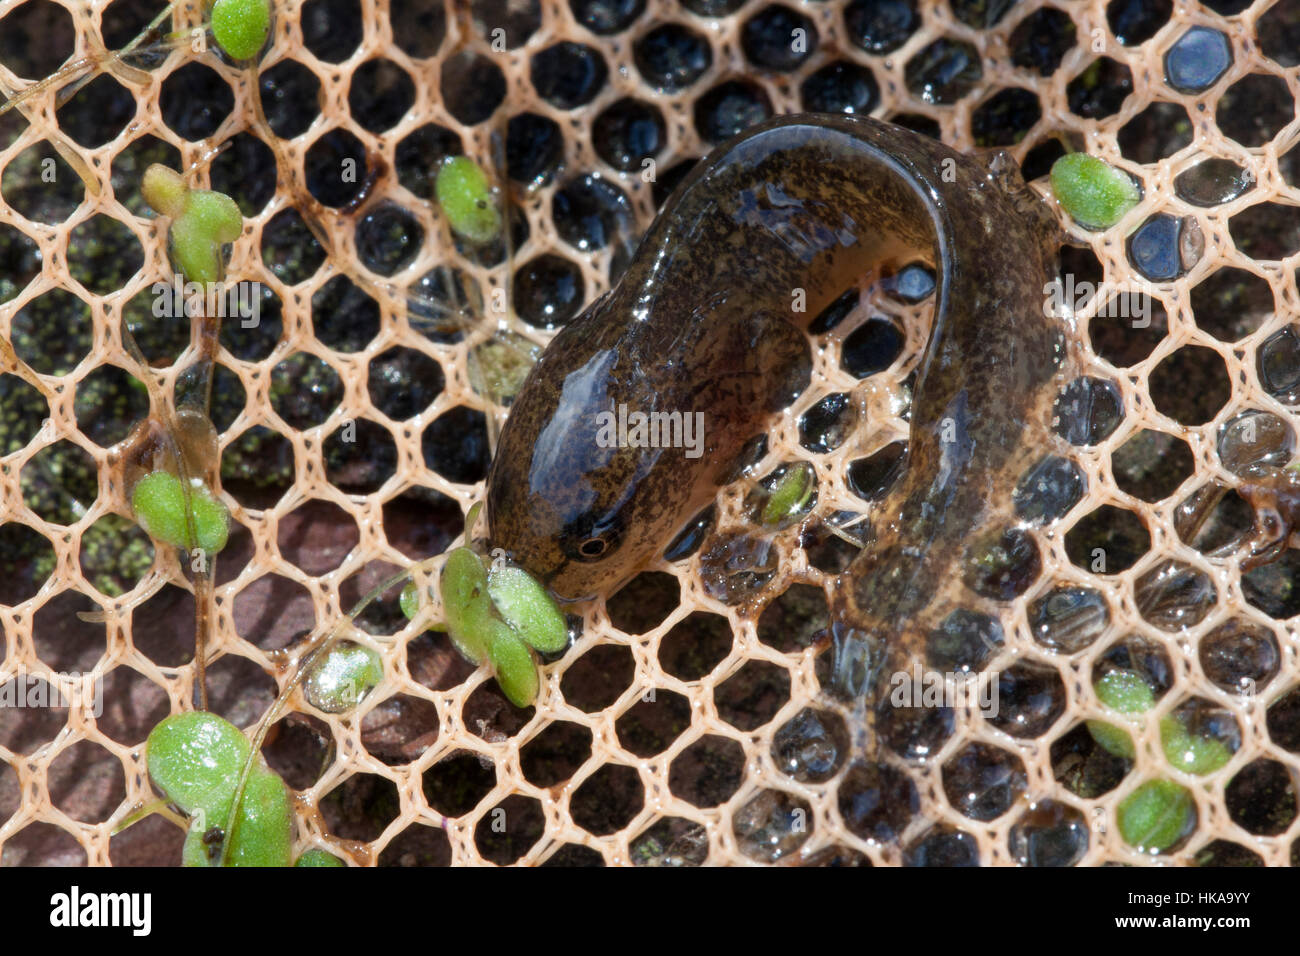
<box><xmin>131</xmin><ymin>471</ymin><xmax>230</xmax><ymax>554</ymax></box>
<box><xmin>761</xmin><ymin>461</ymin><xmax>817</xmax><ymax>527</ymax></box>
<box><xmin>1117</xmin><ymin>779</ymin><xmax>1196</xmax><ymax>853</ymax></box>
<box><xmin>145</xmin><ymin>713</ymin><xmax>293</xmax><ymax>867</ymax></box>
<box><xmin>142</xmin><ymin>164</ymin><xmax>244</xmax><ymax>285</ymax></box>
<box><xmin>1088</xmin><ymin>668</ymin><xmax>1232</xmax><ymax>853</ymax></box>
<box><xmin>209</xmin><ymin>0</ymin><xmax>273</xmax><ymax>61</ymax></box>
<box><xmin>404</xmin><ymin>543</ymin><xmax>568</xmax><ymax>708</ymax></box>
<box><xmin>302</xmin><ymin>641</ymin><xmax>385</xmax><ymax>713</ymax></box>
<box><xmin>1050</xmin><ymin>153</ymin><xmax>1141</xmax><ymax>230</ymax></box>
<box><xmin>436</xmin><ymin>156</ymin><xmax>504</xmax><ymax>246</ymax></box>
<box><xmin>295</xmin><ymin>848</ymin><xmax>346</xmax><ymax>867</ymax></box>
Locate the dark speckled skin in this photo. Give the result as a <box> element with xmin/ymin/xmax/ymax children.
<box><xmin>486</xmin><ymin>114</ymin><xmax>1073</xmax><ymax>688</ymax></box>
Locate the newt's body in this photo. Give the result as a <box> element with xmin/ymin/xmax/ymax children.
<box><xmin>486</xmin><ymin>114</ymin><xmax>1077</xmax><ymax>732</ymax></box>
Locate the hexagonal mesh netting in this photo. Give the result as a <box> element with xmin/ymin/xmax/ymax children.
<box><xmin>0</xmin><ymin>0</ymin><xmax>1298</xmax><ymax>866</ymax></box>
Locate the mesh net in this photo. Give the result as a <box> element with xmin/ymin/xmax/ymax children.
<box><xmin>0</xmin><ymin>0</ymin><xmax>1298</xmax><ymax>866</ymax></box>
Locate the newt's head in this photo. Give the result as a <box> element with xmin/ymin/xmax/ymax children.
<box><xmin>484</xmin><ymin>297</ymin><xmax>653</xmax><ymax>604</ymax></box>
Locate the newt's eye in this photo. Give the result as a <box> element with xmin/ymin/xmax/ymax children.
<box><xmin>561</xmin><ymin>512</ymin><xmax>624</xmax><ymax>563</ymax></box>
<box><xmin>579</xmin><ymin>537</ymin><xmax>609</xmax><ymax>558</ymax></box>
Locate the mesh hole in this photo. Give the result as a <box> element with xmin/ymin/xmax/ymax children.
<box><xmin>668</xmin><ymin>734</ymin><xmax>745</xmax><ymax>808</ymax></box>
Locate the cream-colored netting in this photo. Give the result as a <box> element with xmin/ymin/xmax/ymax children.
<box><xmin>0</xmin><ymin>0</ymin><xmax>1298</xmax><ymax>866</ymax></box>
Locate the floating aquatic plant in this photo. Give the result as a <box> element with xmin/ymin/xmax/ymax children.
<box><xmin>210</xmin><ymin>0</ymin><xmax>272</xmax><ymax>61</ymax></box>
<box><xmin>142</xmin><ymin>164</ymin><xmax>243</xmax><ymax>285</ymax></box>
<box><xmin>437</xmin><ymin>547</ymin><xmax>569</xmax><ymax>707</ymax></box>
<box><xmin>303</xmin><ymin>641</ymin><xmax>384</xmax><ymax>714</ymax></box>
<box><xmin>131</xmin><ymin>470</ymin><xmax>230</xmax><ymax>555</ymax></box>
<box><xmin>435</xmin><ymin>156</ymin><xmax>503</xmax><ymax>245</ymax></box>
<box><xmin>146</xmin><ymin>712</ymin><xmax>292</xmax><ymax>868</ymax></box>
<box><xmin>1117</xmin><ymin>779</ymin><xmax>1194</xmax><ymax>853</ymax></box>
<box><xmin>1050</xmin><ymin>153</ymin><xmax>1140</xmax><ymax>230</ymax></box>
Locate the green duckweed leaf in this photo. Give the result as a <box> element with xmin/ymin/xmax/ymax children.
<box><xmin>131</xmin><ymin>471</ymin><xmax>229</xmax><ymax>554</ymax></box>
<box><xmin>487</xmin><ymin>627</ymin><xmax>539</xmax><ymax>708</ymax></box>
<box><xmin>303</xmin><ymin>641</ymin><xmax>384</xmax><ymax>714</ymax></box>
<box><xmin>1117</xmin><ymin>779</ymin><xmax>1194</xmax><ymax>853</ymax></box>
<box><xmin>1095</xmin><ymin>669</ymin><xmax>1155</xmax><ymax>714</ymax></box>
<box><xmin>183</xmin><ymin>765</ymin><xmax>292</xmax><ymax>867</ymax></box>
<box><xmin>1050</xmin><ymin>153</ymin><xmax>1140</xmax><ymax>230</ymax></box>
<box><xmin>762</xmin><ymin>462</ymin><xmax>815</xmax><ymax>526</ymax></box>
<box><xmin>141</xmin><ymin>164</ymin><xmax>188</xmax><ymax>219</ymax></box>
<box><xmin>1086</xmin><ymin>719</ymin><xmax>1136</xmax><ymax>760</ymax></box>
<box><xmin>487</xmin><ymin>565</ymin><xmax>568</xmax><ymax>653</ymax></box>
<box><xmin>211</xmin><ymin>0</ymin><xmax>271</xmax><ymax>61</ymax></box>
<box><xmin>295</xmin><ymin>848</ymin><xmax>346</xmax><ymax>867</ymax></box>
<box><xmin>146</xmin><ymin>711</ymin><xmax>249</xmax><ymax>820</ymax></box>
<box><xmin>1159</xmin><ymin>715</ymin><xmax>1232</xmax><ymax>775</ymax></box>
<box><xmin>440</xmin><ymin>547</ymin><xmax>494</xmax><ymax>665</ymax></box>
<box><xmin>435</xmin><ymin>157</ymin><xmax>502</xmax><ymax>245</ymax></box>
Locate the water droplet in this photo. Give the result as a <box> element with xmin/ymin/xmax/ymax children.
<box><xmin>697</xmin><ymin>532</ymin><xmax>778</xmax><ymax>605</ymax></box>
<box><xmin>1222</xmin><ymin>411</ymin><xmax>1297</xmax><ymax>477</ymax></box>
<box><xmin>1256</xmin><ymin>327</ymin><xmax>1300</xmax><ymax>404</ymax></box>
<box><xmin>1135</xmin><ymin>559</ymin><xmax>1217</xmax><ymax>631</ymax></box>
<box><xmin>1029</xmin><ymin>585</ymin><xmax>1110</xmax><ymax>653</ymax></box>
<box><xmin>837</xmin><ymin>761</ymin><xmax>918</xmax><ymax>843</ymax></box>
<box><xmin>732</xmin><ymin>789</ymin><xmax>813</xmax><ymax>863</ymax></box>
<box><xmin>903</xmin><ymin>827</ymin><xmax>979</xmax><ymax>866</ymax></box>
<box><xmin>663</xmin><ymin>505</ymin><xmax>715</xmax><ymax>562</ymax></box>
<box><xmin>927</xmin><ymin>609</ymin><xmax>1003</xmax><ymax>672</ymax></box>
<box><xmin>1199</xmin><ymin>619</ymin><xmax>1280</xmax><ymax>694</ymax></box>
<box><xmin>988</xmin><ymin>660</ymin><xmax>1066</xmax><ymax>738</ymax></box>
<box><xmin>1014</xmin><ymin>455</ymin><xmax>1086</xmax><ymax>524</ymax></box>
<box><xmin>1053</xmin><ymin>376</ymin><xmax>1123</xmax><ymax>446</ymax></box>
<box><xmin>772</xmin><ymin>707</ymin><xmax>849</xmax><ymax>782</ymax></box>
<box><xmin>942</xmin><ymin>742</ymin><xmax>1027</xmax><ymax>821</ymax></box>
<box><xmin>905</xmin><ymin>38</ymin><xmax>982</xmax><ymax>104</ymax></box>
<box><xmin>1164</xmin><ymin>26</ymin><xmax>1233</xmax><ymax>93</ymax></box>
<box><xmin>304</xmin><ymin>641</ymin><xmax>383</xmax><ymax>713</ymax></box>
<box><xmin>963</xmin><ymin>527</ymin><xmax>1042</xmax><ymax>601</ymax></box>
<box><xmin>879</xmin><ymin>699</ymin><xmax>955</xmax><ymax>760</ymax></box>
<box><xmin>798</xmin><ymin>392</ymin><xmax>857</xmax><ymax>454</ymax></box>
<box><xmin>1009</xmin><ymin>800</ymin><xmax>1089</xmax><ymax>866</ymax></box>
<box><xmin>1175</xmin><ymin>158</ymin><xmax>1254</xmax><ymax>206</ymax></box>
<box><xmin>847</xmin><ymin>441</ymin><xmax>906</xmax><ymax>501</ymax></box>
<box><xmin>1128</xmin><ymin>214</ymin><xmax>1188</xmax><ymax>281</ymax></box>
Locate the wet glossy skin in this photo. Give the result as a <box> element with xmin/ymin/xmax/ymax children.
<box><xmin>489</xmin><ymin>115</ymin><xmax>1071</xmax><ymax>625</ymax></box>
<box><xmin>487</xmin><ymin>113</ymin><xmax>1083</xmax><ymax>749</ymax></box>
